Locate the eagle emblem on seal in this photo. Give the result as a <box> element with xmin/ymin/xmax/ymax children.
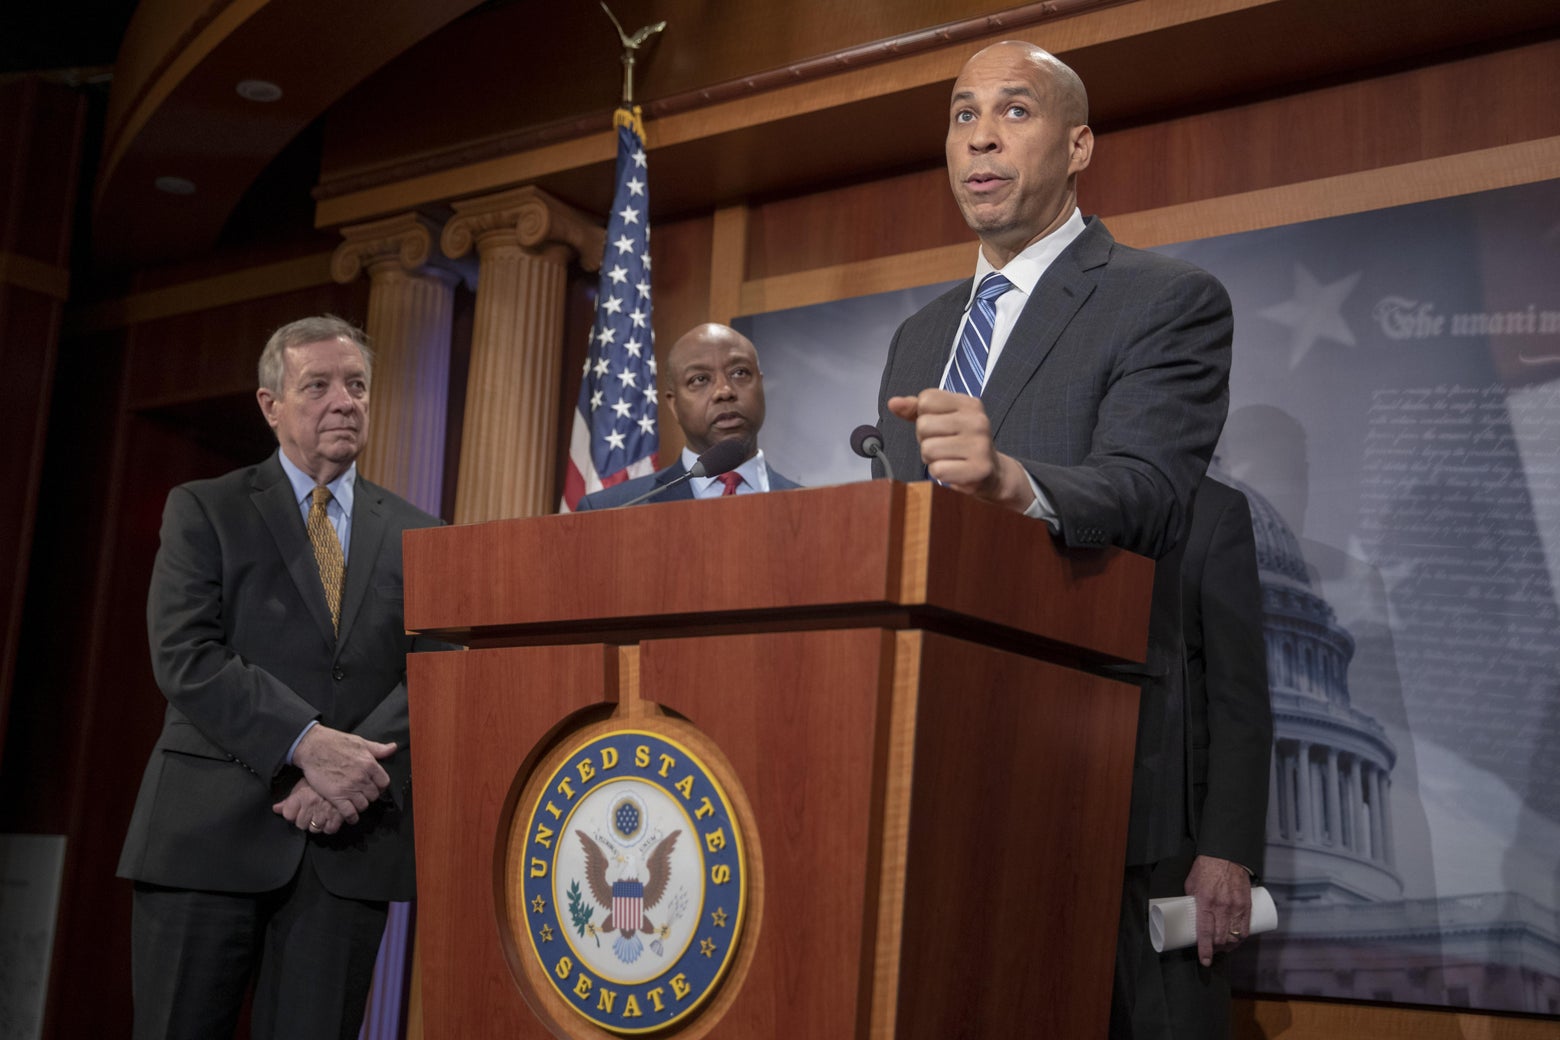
<box><xmin>576</xmin><ymin>827</ymin><xmax>682</xmax><ymax>964</ymax></box>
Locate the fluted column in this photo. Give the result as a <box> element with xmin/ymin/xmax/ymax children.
<box><xmin>1267</xmin><ymin>748</ymin><xmax>1282</xmax><ymax>841</ymax></box>
<box><xmin>442</xmin><ymin>187</ymin><xmax>605</xmax><ymax>522</ymax></box>
<box><xmin>1295</xmin><ymin>741</ymin><xmax>1314</xmax><ymax>845</ymax></box>
<box><xmin>1367</xmin><ymin>764</ymin><xmax>1386</xmax><ymax>862</ymax></box>
<box><xmin>1379</xmin><ymin>775</ymin><xmax>1396</xmax><ymax>866</ymax></box>
<box><xmin>333</xmin><ymin>212</ymin><xmax>465</xmax><ymax>516</ymax></box>
<box><xmin>1325</xmin><ymin>747</ymin><xmax>1341</xmax><ymax>847</ymax></box>
<box><xmin>1349</xmin><ymin>759</ymin><xmax>1366</xmax><ymax>855</ymax></box>
<box><xmin>1279</xmin><ymin>745</ymin><xmax>1295</xmax><ymax>839</ymax></box>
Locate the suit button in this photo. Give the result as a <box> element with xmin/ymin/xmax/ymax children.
<box><xmin>332</xmin><ymin>666</ymin><xmax>346</xmax><ymax>681</ymax></box>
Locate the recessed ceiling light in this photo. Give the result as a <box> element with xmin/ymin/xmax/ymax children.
<box><xmin>154</xmin><ymin>176</ymin><xmax>196</xmax><ymax>195</ymax></box>
<box><xmin>236</xmin><ymin>79</ymin><xmax>283</xmax><ymax>102</ymax></box>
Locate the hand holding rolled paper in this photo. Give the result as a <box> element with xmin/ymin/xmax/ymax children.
<box><xmin>1150</xmin><ymin>886</ymin><xmax>1278</xmax><ymax>954</ymax></box>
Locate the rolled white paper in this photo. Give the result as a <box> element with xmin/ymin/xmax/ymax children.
<box><xmin>1149</xmin><ymin>885</ymin><xmax>1277</xmax><ymax>953</ymax></box>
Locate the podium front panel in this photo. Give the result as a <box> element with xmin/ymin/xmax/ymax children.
<box><xmin>409</xmin><ymin>625</ymin><xmax>1137</xmax><ymax>1038</ymax></box>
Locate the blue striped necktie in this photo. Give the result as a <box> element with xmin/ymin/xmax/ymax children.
<box><xmin>943</xmin><ymin>272</ymin><xmax>1014</xmax><ymax>398</ymax></box>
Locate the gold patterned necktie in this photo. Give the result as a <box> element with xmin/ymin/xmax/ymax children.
<box><xmin>307</xmin><ymin>485</ymin><xmax>345</xmax><ymax>634</ymax></box>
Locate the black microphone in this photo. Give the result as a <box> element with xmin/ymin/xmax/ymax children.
<box><xmin>850</xmin><ymin>424</ymin><xmax>896</xmax><ymax>482</ymax></box>
<box><xmin>618</xmin><ymin>437</ymin><xmax>751</xmax><ymax>507</ymax></box>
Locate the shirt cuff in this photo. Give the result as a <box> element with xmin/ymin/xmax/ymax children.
<box><xmin>1021</xmin><ymin>470</ymin><xmax>1062</xmax><ymax>534</ymax></box>
<box><xmin>286</xmin><ymin>719</ymin><xmax>319</xmax><ymax>766</ymax></box>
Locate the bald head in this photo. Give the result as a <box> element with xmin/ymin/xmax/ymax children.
<box><xmin>946</xmin><ymin>40</ymin><xmax>1094</xmax><ymax>265</ymax></box>
<box><xmin>666</xmin><ymin>323</ymin><xmax>754</xmax><ymax>374</ymax></box>
<box><xmin>664</xmin><ymin>323</ymin><xmax>767</xmax><ymax>459</ymax></box>
<box><xmin>963</xmin><ymin>41</ymin><xmax>1088</xmax><ymax>126</ymax></box>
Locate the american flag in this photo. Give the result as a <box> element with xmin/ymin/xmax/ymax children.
<box><xmin>560</xmin><ymin>105</ymin><xmax>658</xmax><ymax>510</ymax></box>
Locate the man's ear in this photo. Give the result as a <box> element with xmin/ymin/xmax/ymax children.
<box><xmin>1068</xmin><ymin>124</ymin><xmax>1094</xmax><ymax>176</ymax></box>
<box><xmin>256</xmin><ymin>387</ymin><xmax>280</xmax><ymax>430</ymax></box>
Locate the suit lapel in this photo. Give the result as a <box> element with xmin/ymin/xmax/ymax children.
<box><xmin>901</xmin><ymin>287</ymin><xmax>967</xmax><ymax>398</ymax></box>
<box><xmin>768</xmin><ymin>468</ymin><xmax>800</xmax><ymax>491</ymax></box>
<box><xmin>981</xmin><ymin>219</ymin><xmax>1111</xmax><ymax>438</ymax></box>
<box><xmin>889</xmin><ymin>286</ymin><xmax>969</xmax><ymax>478</ymax></box>
<box><xmin>337</xmin><ymin>479</ymin><xmax>387</xmax><ymax>651</ymax></box>
<box><xmin>251</xmin><ymin>456</ymin><xmax>336</xmax><ymax>650</ymax></box>
<box><xmin>652</xmin><ymin>462</ymin><xmax>694</xmax><ymax>501</ymax></box>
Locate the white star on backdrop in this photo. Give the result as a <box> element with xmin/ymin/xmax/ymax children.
<box><xmin>1259</xmin><ymin>263</ymin><xmax>1362</xmax><ymax>368</ymax></box>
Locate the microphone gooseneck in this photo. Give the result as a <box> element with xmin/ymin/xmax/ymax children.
<box><xmin>616</xmin><ymin>437</ymin><xmax>753</xmax><ymax>508</ymax></box>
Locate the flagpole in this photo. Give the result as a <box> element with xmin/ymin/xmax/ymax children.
<box><xmin>560</xmin><ymin>7</ymin><xmax>668</xmax><ymax>511</ymax></box>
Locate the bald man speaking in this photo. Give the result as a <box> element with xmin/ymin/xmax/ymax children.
<box><xmin>875</xmin><ymin>42</ymin><xmax>1238</xmax><ymax>1038</ymax></box>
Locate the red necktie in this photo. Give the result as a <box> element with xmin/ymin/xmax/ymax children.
<box><xmin>716</xmin><ymin>471</ymin><xmax>744</xmax><ymax>496</ymax></box>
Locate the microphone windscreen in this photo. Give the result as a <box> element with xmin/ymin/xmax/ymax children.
<box><xmin>850</xmin><ymin>424</ymin><xmax>884</xmax><ymax>459</ymax></box>
<box><xmin>689</xmin><ymin>437</ymin><xmax>750</xmax><ymax>478</ymax></box>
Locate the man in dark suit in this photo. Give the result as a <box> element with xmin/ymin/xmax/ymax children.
<box><xmin>875</xmin><ymin>42</ymin><xmax>1233</xmax><ymax>1037</ymax></box>
<box><xmin>118</xmin><ymin>315</ymin><xmax>443</xmax><ymax>1039</ymax></box>
<box><xmin>577</xmin><ymin>322</ymin><xmax>800</xmax><ymax>509</ymax></box>
<box><xmin>1134</xmin><ymin>475</ymin><xmax>1272</xmax><ymax>1038</ymax></box>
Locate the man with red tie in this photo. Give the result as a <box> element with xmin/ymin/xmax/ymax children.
<box><xmin>576</xmin><ymin>322</ymin><xmax>801</xmax><ymax>509</ymax></box>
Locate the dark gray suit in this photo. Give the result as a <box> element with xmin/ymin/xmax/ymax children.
<box><xmin>1138</xmin><ymin>476</ymin><xmax>1272</xmax><ymax>1039</ymax></box>
<box><xmin>118</xmin><ymin>452</ymin><xmax>441</xmax><ymax>1036</ymax></box>
<box><xmin>1179</xmin><ymin>478</ymin><xmax>1271</xmax><ymax>877</ymax></box>
<box><xmin>877</xmin><ymin>216</ymin><xmax>1232</xmax><ymax>865</ymax></box>
<box><xmin>876</xmin><ymin>216</ymin><xmax>1231</xmax><ymax>1038</ymax></box>
<box><xmin>575</xmin><ymin>458</ymin><xmax>802</xmax><ymax>510</ymax></box>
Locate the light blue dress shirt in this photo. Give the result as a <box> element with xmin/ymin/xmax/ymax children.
<box><xmin>680</xmin><ymin>446</ymin><xmax>772</xmax><ymax>498</ymax></box>
<box><xmin>275</xmin><ymin>451</ymin><xmax>358</xmax><ymax>763</ymax></box>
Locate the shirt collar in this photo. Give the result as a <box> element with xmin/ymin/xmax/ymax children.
<box><xmin>964</xmin><ymin>207</ymin><xmax>1087</xmax><ymax>310</ymax></box>
<box><xmin>277</xmin><ymin>449</ymin><xmax>356</xmax><ymax>519</ymax></box>
<box><xmin>680</xmin><ymin>445</ymin><xmax>768</xmax><ymax>493</ymax></box>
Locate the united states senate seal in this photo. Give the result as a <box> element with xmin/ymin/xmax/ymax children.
<box><xmin>519</xmin><ymin>729</ymin><xmax>747</xmax><ymax>1033</ymax></box>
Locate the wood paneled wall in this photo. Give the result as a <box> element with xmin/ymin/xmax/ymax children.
<box><xmin>725</xmin><ymin>36</ymin><xmax>1560</xmax><ymax>294</ymax></box>
<box><xmin>0</xmin><ymin>79</ymin><xmax>82</xmax><ymax>757</ymax></box>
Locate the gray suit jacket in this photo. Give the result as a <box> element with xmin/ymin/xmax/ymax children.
<box><xmin>876</xmin><ymin>217</ymin><xmax>1232</xmax><ymax>864</ymax></box>
<box><xmin>574</xmin><ymin>459</ymin><xmax>802</xmax><ymax>511</ymax></box>
<box><xmin>117</xmin><ymin>453</ymin><xmax>442</xmax><ymax>901</ymax></box>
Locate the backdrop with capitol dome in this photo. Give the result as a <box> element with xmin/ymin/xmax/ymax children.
<box><xmin>736</xmin><ymin>175</ymin><xmax>1560</xmax><ymax>1015</ymax></box>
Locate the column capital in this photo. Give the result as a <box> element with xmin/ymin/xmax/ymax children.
<box><xmin>440</xmin><ymin>186</ymin><xmax>604</xmax><ymax>272</ymax></box>
<box><xmin>333</xmin><ymin>212</ymin><xmax>471</xmax><ymax>287</ymax></box>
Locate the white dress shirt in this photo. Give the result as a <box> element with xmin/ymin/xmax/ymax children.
<box><xmin>942</xmin><ymin>208</ymin><xmax>1088</xmax><ymax>527</ymax></box>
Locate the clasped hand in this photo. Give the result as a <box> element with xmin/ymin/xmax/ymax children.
<box><xmin>272</xmin><ymin>725</ymin><xmax>397</xmax><ymax>831</ymax></box>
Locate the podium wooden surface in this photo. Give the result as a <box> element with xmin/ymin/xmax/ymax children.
<box><xmin>404</xmin><ymin>481</ymin><xmax>1153</xmax><ymax>1038</ymax></box>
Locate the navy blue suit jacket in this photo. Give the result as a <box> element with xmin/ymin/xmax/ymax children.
<box><xmin>574</xmin><ymin>458</ymin><xmax>801</xmax><ymax>511</ymax></box>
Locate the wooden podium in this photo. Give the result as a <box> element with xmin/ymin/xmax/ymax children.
<box><xmin>403</xmin><ymin>481</ymin><xmax>1152</xmax><ymax>1038</ymax></box>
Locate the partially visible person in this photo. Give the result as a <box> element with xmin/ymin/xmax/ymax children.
<box><xmin>874</xmin><ymin>41</ymin><xmax>1233</xmax><ymax>1037</ymax></box>
<box><xmin>576</xmin><ymin>322</ymin><xmax>801</xmax><ymax>509</ymax></box>
<box><xmin>1133</xmin><ymin>474</ymin><xmax>1272</xmax><ymax>1039</ymax></box>
<box><xmin>118</xmin><ymin>315</ymin><xmax>444</xmax><ymax>1040</ymax></box>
